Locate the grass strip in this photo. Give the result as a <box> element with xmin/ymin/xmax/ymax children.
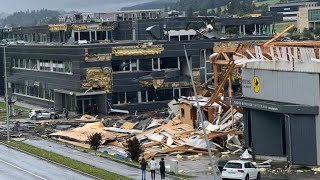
<box><xmin>48</xmin><ymin>138</ymin><xmax>194</xmax><ymax>179</ymax></box>
<box><xmin>6</xmin><ymin>141</ymin><xmax>131</xmax><ymax>180</ymax></box>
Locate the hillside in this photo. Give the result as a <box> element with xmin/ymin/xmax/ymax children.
<box><xmin>121</xmin><ymin>0</ymin><xmax>177</xmax><ymax>10</ymax></box>
<box><xmin>1</xmin><ymin>9</ymin><xmax>60</xmax><ymax>27</ymax></box>
<box><xmin>122</xmin><ymin>0</ymin><xmax>285</xmax><ymax>16</ymax></box>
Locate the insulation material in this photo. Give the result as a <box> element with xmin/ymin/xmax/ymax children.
<box><xmin>85</xmin><ymin>53</ymin><xmax>112</xmax><ymax>62</ymax></box>
<box><xmin>121</xmin><ymin>122</ymin><xmax>138</xmax><ymax>130</ymax></box>
<box><xmin>81</xmin><ymin>67</ymin><xmax>112</xmax><ymax>92</ymax></box>
<box><xmin>112</xmin><ymin>44</ymin><xmax>164</xmax><ymax>57</ymax></box>
<box><xmin>48</xmin><ymin>24</ymin><xmax>67</xmax><ymax>31</ymax></box>
<box><xmin>49</xmin><ymin>122</ymin><xmax>126</xmax><ymax>143</ymax></box>
<box><xmin>76</xmin><ymin>114</ymin><xmax>98</xmax><ymax>121</ymax></box>
<box><xmin>72</xmin><ymin>24</ymin><xmax>88</xmax><ymax>31</ymax></box>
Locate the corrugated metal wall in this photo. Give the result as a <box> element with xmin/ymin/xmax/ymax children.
<box><xmin>242</xmin><ymin>68</ymin><xmax>320</xmax><ymax>106</ymax></box>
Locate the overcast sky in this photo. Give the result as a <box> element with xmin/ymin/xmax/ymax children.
<box><xmin>0</xmin><ymin>0</ymin><xmax>154</xmax><ymax>13</ymax></box>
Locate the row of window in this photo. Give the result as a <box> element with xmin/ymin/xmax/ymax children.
<box><xmin>12</xmin><ymin>83</ymin><xmax>55</xmax><ymax>101</ymax></box>
<box><xmin>112</xmin><ymin>88</ymin><xmax>190</xmax><ymax>105</ymax></box>
<box><xmin>112</xmin><ymin>57</ymin><xmax>181</xmax><ymax>72</ymax></box>
<box><xmin>309</xmin><ymin>9</ymin><xmax>320</xmax><ymax>21</ymax></box>
<box><xmin>12</xmin><ymin>58</ymin><xmax>72</xmax><ymax>74</ymax></box>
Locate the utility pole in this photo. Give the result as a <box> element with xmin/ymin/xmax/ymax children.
<box><xmin>3</xmin><ymin>46</ymin><xmax>10</xmax><ymax>142</ymax></box>
<box><xmin>184</xmin><ymin>46</ymin><xmax>221</xmax><ymax>180</ymax></box>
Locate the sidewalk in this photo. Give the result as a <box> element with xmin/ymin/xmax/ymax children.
<box><xmin>24</xmin><ymin>138</ymin><xmax>179</xmax><ymax>180</ymax></box>
<box><xmin>0</xmin><ymin>97</ymin><xmax>44</xmax><ymax>110</ymax></box>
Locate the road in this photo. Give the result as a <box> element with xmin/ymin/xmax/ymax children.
<box><xmin>0</xmin><ymin>145</ymin><xmax>93</xmax><ymax>180</ymax></box>
<box><xmin>25</xmin><ymin>139</ymin><xmax>178</xmax><ymax>180</ymax></box>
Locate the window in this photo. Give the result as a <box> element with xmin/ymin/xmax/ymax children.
<box><xmin>309</xmin><ymin>9</ymin><xmax>320</xmax><ymax>21</ymax></box>
<box><xmin>14</xmin><ymin>58</ymin><xmax>19</xmax><ymax>68</ymax></box>
<box><xmin>140</xmin><ymin>91</ymin><xmax>147</xmax><ymax>103</ymax></box>
<box><xmin>112</xmin><ymin>59</ymin><xmax>139</xmax><ymax>72</ymax></box>
<box><xmin>225</xmin><ymin>163</ymin><xmax>242</xmax><ymax>169</ymax></box>
<box><xmin>126</xmin><ymin>92</ymin><xmax>138</xmax><ymax>104</ymax></box>
<box><xmin>139</xmin><ymin>59</ymin><xmax>152</xmax><ymax>71</ymax></box>
<box><xmin>152</xmin><ymin>58</ymin><xmax>159</xmax><ymax>70</ymax></box>
<box><xmin>30</xmin><ymin>59</ymin><xmax>38</xmax><ymax>70</ymax></box>
<box><xmin>53</xmin><ymin>61</ymin><xmax>64</xmax><ymax>72</ymax></box>
<box><xmin>112</xmin><ymin>92</ymin><xmax>126</xmax><ymax>104</ymax></box>
<box><xmin>64</xmin><ymin>61</ymin><xmax>72</xmax><ymax>73</ymax></box>
<box><xmin>12</xmin><ymin>83</ymin><xmax>53</xmax><ymax>101</ymax></box>
<box><xmin>181</xmin><ymin>108</ymin><xmax>185</xmax><ymax>118</ymax></box>
<box><xmin>25</xmin><ymin>59</ymin><xmax>30</xmax><ymax>69</ymax></box>
<box><xmin>160</xmin><ymin>57</ymin><xmax>179</xmax><ymax>69</ymax></box>
<box><xmin>39</xmin><ymin>60</ymin><xmax>51</xmax><ymax>71</ymax></box>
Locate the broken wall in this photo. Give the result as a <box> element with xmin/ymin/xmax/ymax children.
<box><xmin>81</xmin><ymin>67</ymin><xmax>112</xmax><ymax>92</ymax></box>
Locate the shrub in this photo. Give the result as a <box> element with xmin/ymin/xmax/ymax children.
<box><xmin>88</xmin><ymin>133</ymin><xmax>102</xmax><ymax>150</ymax></box>
<box><xmin>126</xmin><ymin>137</ymin><xmax>143</xmax><ymax>162</ymax></box>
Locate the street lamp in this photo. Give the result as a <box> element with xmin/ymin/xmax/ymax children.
<box><xmin>3</xmin><ymin>46</ymin><xmax>10</xmax><ymax>142</ymax></box>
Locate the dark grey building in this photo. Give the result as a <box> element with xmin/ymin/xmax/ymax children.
<box><xmin>234</xmin><ymin>67</ymin><xmax>320</xmax><ymax>166</ymax></box>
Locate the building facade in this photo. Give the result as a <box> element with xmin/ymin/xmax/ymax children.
<box><xmin>3</xmin><ymin>39</ymin><xmax>214</xmax><ymax>114</ymax></box>
<box><xmin>269</xmin><ymin>1</ymin><xmax>317</xmax><ymax>21</ymax></box>
<box><xmin>234</xmin><ymin>44</ymin><xmax>320</xmax><ymax>166</ymax></box>
<box><xmin>297</xmin><ymin>6</ymin><xmax>320</xmax><ymax>32</ymax></box>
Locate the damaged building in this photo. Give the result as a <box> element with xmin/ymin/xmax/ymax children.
<box><xmin>233</xmin><ymin>41</ymin><xmax>320</xmax><ymax>166</ymax></box>
<box><xmin>0</xmin><ymin>14</ymin><xmax>273</xmax><ymax>115</ymax></box>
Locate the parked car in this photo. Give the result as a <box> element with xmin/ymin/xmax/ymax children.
<box><xmin>29</xmin><ymin>109</ymin><xmax>59</xmax><ymax>120</ymax></box>
<box><xmin>222</xmin><ymin>160</ymin><xmax>260</xmax><ymax>180</ymax></box>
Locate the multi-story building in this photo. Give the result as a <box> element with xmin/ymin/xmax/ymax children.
<box><xmin>234</xmin><ymin>42</ymin><xmax>320</xmax><ymax>166</ymax></box>
<box><xmin>269</xmin><ymin>1</ymin><xmax>317</xmax><ymax>21</ymax></box>
<box><xmin>0</xmin><ymin>15</ymin><xmax>273</xmax><ymax>114</ymax></box>
<box><xmin>297</xmin><ymin>6</ymin><xmax>320</xmax><ymax>32</ymax></box>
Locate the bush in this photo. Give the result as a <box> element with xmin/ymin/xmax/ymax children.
<box><xmin>126</xmin><ymin>137</ymin><xmax>143</xmax><ymax>162</ymax></box>
<box><xmin>88</xmin><ymin>133</ymin><xmax>102</xmax><ymax>150</ymax></box>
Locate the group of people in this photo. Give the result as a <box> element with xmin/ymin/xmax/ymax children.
<box><xmin>140</xmin><ymin>158</ymin><xmax>166</xmax><ymax>180</ymax></box>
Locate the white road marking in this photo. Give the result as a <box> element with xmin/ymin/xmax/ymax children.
<box><xmin>0</xmin><ymin>159</ymin><xmax>48</xmax><ymax>180</ymax></box>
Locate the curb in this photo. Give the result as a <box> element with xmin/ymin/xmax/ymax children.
<box><xmin>0</xmin><ymin>141</ymin><xmax>104</xmax><ymax>180</ymax></box>
<box><xmin>46</xmin><ymin>137</ymin><xmax>189</xmax><ymax>180</ymax></box>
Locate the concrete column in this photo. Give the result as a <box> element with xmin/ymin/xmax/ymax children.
<box><xmin>95</xmin><ymin>31</ymin><xmax>97</xmax><ymax>40</ymax></box>
<box><xmin>78</xmin><ymin>31</ymin><xmax>80</xmax><ymax>41</ymax></box>
<box><xmin>89</xmin><ymin>31</ymin><xmax>92</xmax><ymax>41</ymax></box>
<box><xmin>239</xmin><ymin>25</ymin><xmax>242</xmax><ymax>35</ymax></box>
<box><xmin>222</xmin><ymin>26</ymin><xmax>226</xmax><ymax>34</ymax></box>
<box><xmin>106</xmin><ymin>30</ymin><xmax>108</xmax><ymax>40</ymax></box>
<box><xmin>254</xmin><ymin>24</ymin><xmax>257</xmax><ymax>35</ymax></box>
<box><xmin>243</xmin><ymin>25</ymin><xmax>246</xmax><ymax>35</ymax></box>
<box><xmin>259</xmin><ymin>24</ymin><xmax>261</xmax><ymax>35</ymax></box>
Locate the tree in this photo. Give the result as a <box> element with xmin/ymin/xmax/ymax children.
<box><xmin>186</xmin><ymin>6</ymin><xmax>194</xmax><ymax>17</ymax></box>
<box><xmin>88</xmin><ymin>133</ymin><xmax>102</xmax><ymax>150</ymax></box>
<box><xmin>314</xmin><ymin>27</ymin><xmax>320</xmax><ymax>37</ymax></box>
<box><xmin>126</xmin><ymin>137</ymin><xmax>143</xmax><ymax>162</ymax></box>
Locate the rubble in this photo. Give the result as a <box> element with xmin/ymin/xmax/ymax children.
<box><xmin>46</xmin><ymin>93</ymin><xmax>244</xmax><ymax>162</ymax></box>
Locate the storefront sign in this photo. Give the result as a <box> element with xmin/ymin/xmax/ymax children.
<box><xmin>233</xmin><ymin>100</ymin><xmax>279</xmax><ymax>112</ymax></box>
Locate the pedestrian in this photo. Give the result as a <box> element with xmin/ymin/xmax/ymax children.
<box><xmin>149</xmin><ymin>157</ymin><xmax>157</xmax><ymax>180</ymax></box>
<box><xmin>140</xmin><ymin>158</ymin><xmax>148</xmax><ymax>180</ymax></box>
<box><xmin>159</xmin><ymin>158</ymin><xmax>166</xmax><ymax>179</ymax></box>
<box><xmin>65</xmin><ymin>108</ymin><xmax>69</xmax><ymax>120</ymax></box>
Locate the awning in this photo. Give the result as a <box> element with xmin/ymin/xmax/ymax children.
<box><xmin>233</xmin><ymin>97</ymin><xmax>319</xmax><ymax>115</ymax></box>
<box><xmin>54</xmin><ymin>89</ymin><xmax>106</xmax><ymax>96</ymax></box>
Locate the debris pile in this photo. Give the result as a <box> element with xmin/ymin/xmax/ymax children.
<box><xmin>48</xmin><ymin>96</ymin><xmax>244</xmax><ymax>160</ymax></box>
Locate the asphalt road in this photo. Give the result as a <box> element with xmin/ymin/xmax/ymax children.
<box><xmin>0</xmin><ymin>145</ymin><xmax>93</xmax><ymax>180</ymax></box>
<box><xmin>25</xmin><ymin>139</ymin><xmax>178</xmax><ymax>180</ymax></box>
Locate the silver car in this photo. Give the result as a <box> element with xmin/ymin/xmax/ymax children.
<box><xmin>29</xmin><ymin>109</ymin><xmax>59</xmax><ymax>120</ymax></box>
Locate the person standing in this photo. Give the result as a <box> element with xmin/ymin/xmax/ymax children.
<box><xmin>65</xmin><ymin>108</ymin><xmax>69</xmax><ymax>120</ymax></box>
<box><xmin>140</xmin><ymin>158</ymin><xmax>148</xmax><ymax>180</ymax></box>
<box><xmin>159</xmin><ymin>158</ymin><xmax>166</xmax><ymax>179</ymax></box>
<box><xmin>149</xmin><ymin>157</ymin><xmax>157</xmax><ymax>180</ymax></box>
